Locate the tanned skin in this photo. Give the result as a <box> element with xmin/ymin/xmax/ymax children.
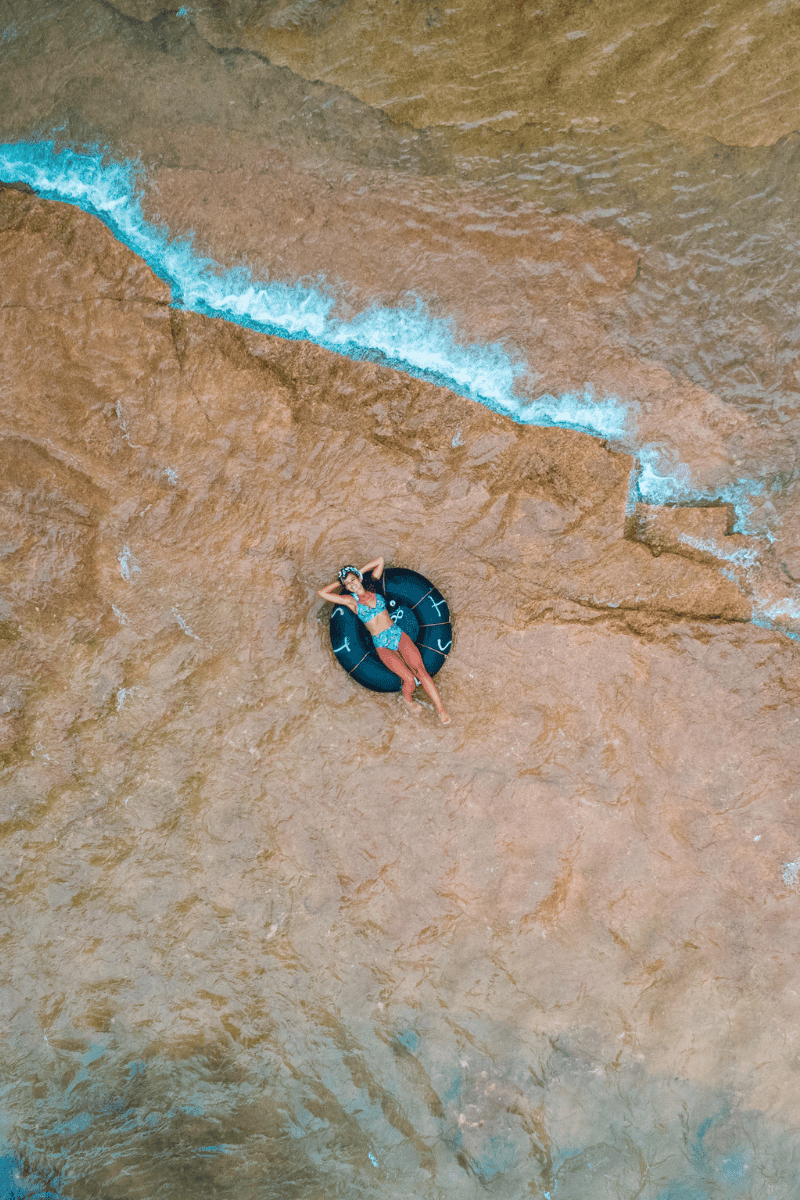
<box><xmin>319</xmin><ymin>557</ymin><xmax>451</xmax><ymax>725</ymax></box>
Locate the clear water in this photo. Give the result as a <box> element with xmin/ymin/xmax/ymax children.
<box><xmin>3</xmin><ymin>2</ymin><xmax>800</xmax><ymax>1197</ymax></box>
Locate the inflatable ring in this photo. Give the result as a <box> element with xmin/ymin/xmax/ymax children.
<box><xmin>329</xmin><ymin>567</ymin><xmax>452</xmax><ymax>693</ymax></box>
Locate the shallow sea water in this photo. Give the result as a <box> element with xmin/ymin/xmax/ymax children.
<box><xmin>2</xmin><ymin>2</ymin><xmax>800</xmax><ymax>1198</ymax></box>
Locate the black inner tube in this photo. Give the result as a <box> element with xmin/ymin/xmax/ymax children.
<box><xmin>328</xmin><ymin>567</ymin><xmax>452</xmax><ymax>693</ymax></box>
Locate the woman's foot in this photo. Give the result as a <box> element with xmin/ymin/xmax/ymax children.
<box><xmin>438</xmin><ymin>709</ymin><xmax>451</xmax><ymax>726</ymax></box>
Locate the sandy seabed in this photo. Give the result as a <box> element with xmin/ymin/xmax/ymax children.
<box><xmin>3</xmin><ymin>1</ymin><xmax>800</xmax><ymax>1196</ymax></box>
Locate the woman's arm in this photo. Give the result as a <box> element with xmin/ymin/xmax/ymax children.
<box><xmin>318</xmin><ymin>581</ymin><xmax>357</xmax><ymax>610</ymax></box>
<box><xmin>360</xmin><ymin>556</ymin><xmax>385</xmax><ymax>579</ymax></box>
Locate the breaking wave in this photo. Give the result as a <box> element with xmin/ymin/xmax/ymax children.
<box><xmin>2</xmin><ymin>139</ymin><xmax>798</xmax><ymax>636</ymax></box>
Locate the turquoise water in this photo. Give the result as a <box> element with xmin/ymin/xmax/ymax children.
<box><xmin>0</xmin><ymin>1030</ymin><xmax>780</xmax><ymax>1199</ymax></box>
<box><xmin>0</xmin><ymin>142</ymin><xmax>629</xmax><ymax>441</ymax></box>
<box><xmin>4</xmin><ymin>139</ymin><xmax>799</xmax><ymax>638</ymax></box>
<box><xmin>3</xmin><ymin>4</ymin><xmax>800</xmax><ymax>1194</ymax></box>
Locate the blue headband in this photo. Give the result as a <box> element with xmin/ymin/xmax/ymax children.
<box><xmin>338</xmin><ymin>566</ymin><xmax>362</xmax><ymax>583</ymax></box>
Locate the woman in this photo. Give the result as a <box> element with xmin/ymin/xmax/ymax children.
<box><xmin>318</xmin><ymin>557</ymin><xmax>451</xmax><ymax>725</ymax></box>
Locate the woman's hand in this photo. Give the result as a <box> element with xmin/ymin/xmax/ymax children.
<box><xmin>360</xmin><ymin>556</ymin><xmax>385</xmax><ymax>579</ymax></box>
<box><xmin>318</xmin><ymin>582</ymin><xmax>357</xmax><ymax>611</ymax></box>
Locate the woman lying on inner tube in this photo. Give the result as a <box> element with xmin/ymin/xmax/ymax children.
<box><xmin>318</xmin><ymin>557</ymin><xmax>451</xmax><ymax>725</ymax></box>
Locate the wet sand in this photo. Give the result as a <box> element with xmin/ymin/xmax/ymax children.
<box><xmin>2</xmin><ymin>1</ymin><xmax>800</xmax><ymax>1196</ymax></box>
<box><xmin>2</xmin><ymin>186</ymin><xmax>800</xmax><ymax>1196</ymax></box>
<box><xmin>111</xmin><ymin>0</ymin><xmax>800</xmax><ymax>146</ymax></box>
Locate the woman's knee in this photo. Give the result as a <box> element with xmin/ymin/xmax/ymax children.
<box><xmin>403</xmin><ymin>651</ymin><xmax>430</xmax><ymax>684</ymax></box>
<box><xmin>397</xmin><ymin>664</ymin><xmax>416</xmax><ymax>688</ymax></box>
<box><xmin>414</xmin><ymin>662</ymin><xmax>432</xmax><ymax>684</ymax></box>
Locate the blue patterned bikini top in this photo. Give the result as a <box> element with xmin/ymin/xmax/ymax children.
<box><xmin>352</xmin><ymin>592</ymin><xmax>386</xmax><ymax>623</ymax></box>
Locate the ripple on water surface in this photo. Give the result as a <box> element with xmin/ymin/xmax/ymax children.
<box><xmin>3</xmin><ymin>3</ymin><xmax>800</xmax><ymax>1196</ymax></box>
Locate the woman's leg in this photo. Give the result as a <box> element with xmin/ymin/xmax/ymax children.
<box><xmin>376</xmin><ymin>645</ymin><xmax>419</xmax><ymax>708</ymax></box>
<box><xmin>397</xmin><ymin>633</ymin><xmax>451</xmax><ymax>724</ymax></box>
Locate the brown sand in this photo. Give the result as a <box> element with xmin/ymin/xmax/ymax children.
<box><xmin>2</xmin><ymin>184</ymin><xmax>800</xmax><ymax>1193</ymax></box>
<box><xmin>3</xmin><ymin>0</ymin><xmax>800</xmax><ymax>1192</ymax></box>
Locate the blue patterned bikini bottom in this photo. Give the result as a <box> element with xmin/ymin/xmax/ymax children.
<box><xmin>373</xmin><ymin>624</ymin><xmax>402</xmax><ymax>652</ymax></box>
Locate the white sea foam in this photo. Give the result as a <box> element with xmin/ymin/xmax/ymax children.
<box><xmin>172</xmin><ymin>608</ymin><xmax>199</xmax><ymax>639</ymax></box>
<box><xmin>633</xmin><ymin>447</ymin><xmax>775</xmax><ymax>538</ymax></box>
<box><xmin>677</xmin><ymin>533</ymin><xmax>758</xmax><ymax>570</ymax></box>
<box><xmin>516</xmin><ymin>388</ymin><xmax>629</xmax><ymax>439</ymax></box>
<box><xmin>631</xmin><ymin>448</ymin><xmax>800</xmax><ymax>633</ymax></box>
<box><xmin>782</xmin><ymin>859</ymin><xmax>800</xmax><ymax>889</ymax></box>
<box><xmin>118</xmin><ymin>545</ymin><xmax>140</xmax><ymax>582</ymax></box>
<box><xmin>0</xmin><ymin>141</ymin><xmax>629</xmax><ymax>439</ymax></box>
<box><xmin>3</xmin><ymin>141</ymin><xmax>800</xmax><ymax>639</ymax></box>
<box><xmin>761</xmin><ymin>599</ymin><xmax>800</xmax><ymax>620</ymax></box>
